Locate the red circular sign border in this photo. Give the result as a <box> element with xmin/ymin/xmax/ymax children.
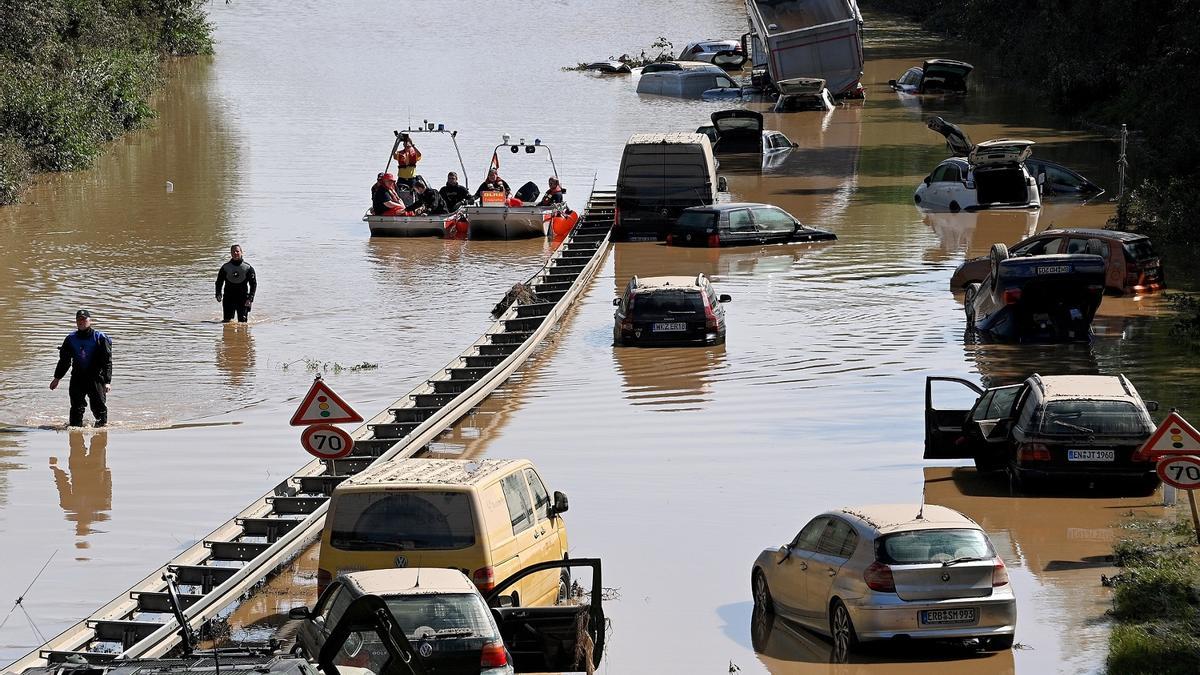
<box><xmin>1156</xmin><ymin>455</ymin><xmax>1200</xmax><ymax>490</ymax></box>
<box><xmin>301</xmin><ymin>423</ymin><xmax>355</xmax><ymax>460</ymax></box>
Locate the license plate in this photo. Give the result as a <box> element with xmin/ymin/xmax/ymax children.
<box><xmin>653</xmin><ymin>322</ymin><xmax>687</xmax><ymax>332</ymax></box>
<box><xmin>1068</xmin><ymin>449</ymin><xmax>1115</xmax><ymax>462</ymax></box>
<box><xmin>920</xmin><ymin>608</ymin><xmax>978</xmax><ymax>626</ymax></box>
<box><xmin>1036</xmin><ymin>265</ymin><xmax>1071</xmax><ymax>274</ymax></box>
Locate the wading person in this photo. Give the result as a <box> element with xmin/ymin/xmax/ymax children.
<box><xmin>215</xmin><ymin>244</ymin><xmax>257</xmax><ymax>323</ymax></box>
<box><xmin>439</xmin><ymin>172</ymin><xmax>471</xmax><ymax>211</ymax></box>
<box><xmin>392</xmin><ymin>134</ymin><xmax>422</xmax><ymax>187</ymax></box>
<box><xmin>50</xmin><ymin>310</ymin><xmax>112</xmax><ymax>428</ymax></box>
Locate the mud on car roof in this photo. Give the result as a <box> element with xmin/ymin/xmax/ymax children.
<box><xmin>1033</xmin><ymin>374</ymin><xmax>1140</xmax><ymax>401</ymax></box>
<box><xmin>836</xmin><ymin>504</ymin><xmax>978</xmax><ymax>533</ymax></box>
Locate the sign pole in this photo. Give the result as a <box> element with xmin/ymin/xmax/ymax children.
<box><xmin>1189</xmin><ymin>489</ymin><xmax>1200</xmax><ymax>546</ymax></box>
<box><xmin>1163</xmin><ymin>483</ymin><xmax>1177</xmax><ymax>506</ymax></box>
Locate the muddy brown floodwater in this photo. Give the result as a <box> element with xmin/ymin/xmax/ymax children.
<box><xmin>2</xmin><ymin>2</ymin><xmax>1198</xmax><ymax>673</ymax></box>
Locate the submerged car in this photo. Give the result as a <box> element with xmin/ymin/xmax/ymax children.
<box><xmin>773</xmin><ymin>77</ymin><xmax>835</xmax><ymax>112</ymax></box>
<box><xmin>751</xmin><ymin>504</ymin><xmax>1016</xmax><ymax>658</ymax></box>
<box><xmin>965</xmin><ymin>242</ymin><xmax>1106</xmax><ymax>341</ymax></box>
<box><xmin>951</xmin><ymin>229</ymin><xmax>1164</xmax><ymax>295</ymax></box>
<box><xmin>666</xmin><ymin>203</ymin><xmax>836</xmax><ymax>247</ymax></box>
<box><xmin>294</xmin><ymin>560</ymin><xmax>604</xmax><ymax>674</ymax></box>
<box><xmin>890</xmin><ymin>59</ymin><xmax>974</xmax><ymax>94</ymax></box>
<box><xmin>924</xmin><ymin>374</ymin><xmax>1159</xmax><ymax>493</ymax></box>
<box><xmin>613</xmin><ymin>274</ymin><xmax>730</xmax><ymax>346</ymax></box>
<box><xmin>1023</xmin><ymin>158</ymin><xmax>1104</xmax><ymax>199</ymax></box>
<box><xmin>678</xmin><ymin>39</ymin><xmax>747</xmax><ymax>69</ymax></box>
<box><xmin>916</xmin><ymin>140</ymin><xmax>1042</xmax><ymax>212</ymax></box>
<box><xmin>695</xmin><ymin>110</ymin><xmax>798</xmax><ymax>155</ymax></box>
<box><xmin>636</xmin><ymin>61</ymin><xmax>741</xmax><ymax>99</ymax></box>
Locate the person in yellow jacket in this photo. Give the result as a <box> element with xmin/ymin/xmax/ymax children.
<box><xmin>392</xmin><ymin>134</ymin><xmax>422</xmax><ymax>187</ymax></box>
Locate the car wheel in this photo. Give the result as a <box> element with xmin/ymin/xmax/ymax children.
<box><xmin>949</xmin><ymin>200</ymin><xmax>961</xmax><ymax>213</ymax></box>
<box><xmin>964</xmin><ymin>285</ymin><xmax>978</xmax><ymax>327</ymax></box>
<box><xmin>556</xmin><ymin>570</ymin><xmax>571</xmax><ymax>605</ymax></box>
<box><xmin>752</xmin><ymin>569</ymin><xmax>774</xmax><ymax>613</ymax></box>
<box><xmin>829</xmin><ymin>599</ymin><xmax>859</xmax><ymax>661</ymax></box>
<box><xmin>1132</xmin><ymin>476</ymin><xmax>1161</xmax><ymax>498</ymax></box>
<box><xmin>981</xmin><ymin>634</ymin><xmax>1015</xmax><ymax>651</ymax></box>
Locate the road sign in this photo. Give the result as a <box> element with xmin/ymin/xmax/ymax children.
<box><xmin>1157</xmin><ymin>455</ymin><xmax>1200</xmax><ymax>490</ymax></box>
<box><xmin>301</xmin><ymin>424</ymin><xmax>355</xmax><ymax>460</ymax></box>
<box><xmin>290</xmin><ymin>376</ymin><xmax>363</xmax><ymax>426</ymax></box>
<box><xmin>1139</xmin><ymin>411</ymin><xmax>1200</xmax><ymax>459</ymax></box>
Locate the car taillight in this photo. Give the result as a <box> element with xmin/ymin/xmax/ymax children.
<box><xmin>472</xmin><ymin>566</ymin><xmax>495</xmax><ymax>591</ymax></box>
<box><xmin>1088</xmin><ymin>284</ymin><xmax>1104</xmax><ymax>294</ymax></box>
<box><xmin>864</xmin><ymin>561</ymin><xmax>895</xmax><ymax>592</ymax></box>
<box><xmin>702</xmin><ymin>292</ymin><xmax>718</xmax><ymax>330</ymax></box>
<box><xmin>317</xmin><ymin>568</ymin><xmax>332</xmax><ymax>595</ymax></box>
<box><xmin>992</xmin><ymin>557</ymin><xmax>1010</xmax><ymax>587</ymax></box>
<box><xmin>1002</xmin><ymin>288</ymin><xmax>1022</xmax><ymax>305</ymax></box>
<box><xmin>480</xmin><ymin>641</ymin><xmax>508</xmax><ymax>668</ymax></box>
<box><xmin>613</xmin><ymin>205</ymin><xmax>620</xmax><ymax>228</ymax></box>
<box><xmin>1017</xmin><ymin>443</ymin><xmax>1050</xmax><ymax>462</ymax></box>
<box><xmin>666</xmin><ymin>233</ymin><xmax>675</xmax><ymax>245</ymax></box>
<box><xmin>707</xmin><ymin>233</ymin><xmax>720</xmax><ymax>247</ymax></box>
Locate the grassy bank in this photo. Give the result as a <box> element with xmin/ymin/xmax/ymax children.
<box><xmin>0</xmin><ymin>1</ymin><xmax>213</xmax><ymax>204</ymax></box>
<box><xmin>860</xmin><ymin>0</ymin><xmax>1200</xmax><ymax>253</ymax></box>
<box><xmin>1106</xmin><ymin>514</ymin><xmax>1200</xmax><ymax>674</ymax></box>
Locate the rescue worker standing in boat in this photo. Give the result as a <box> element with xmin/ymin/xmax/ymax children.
<box><xmin>215</xmin><ymin>245</ymin><xmax>257</xmax><ymax>323</ymax></box>
<box><xmin>392</xmin><ymin>134</ymin><xmax>422</xmax><ymax>187</ymax></box>
<box><xmin>50</xmin><ymin>310</ymin><xmax>112</xmax><ymax>428</ymax></box>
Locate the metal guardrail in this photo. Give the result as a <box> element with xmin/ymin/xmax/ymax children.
<box><xmin>4</xmin><ymin>189</ymin><xmax>616</xmax><ymax>673</ymax></box>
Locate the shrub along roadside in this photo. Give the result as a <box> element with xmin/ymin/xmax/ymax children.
<box><xmin>1105</xmin><ymin>516</ymin><xmax>1200</xmax><ymax>674</ymax></box>
<box><xmin>0</xmin><ymin>1</ymin><xmax>213</xmax><ymax>205</ymax></box>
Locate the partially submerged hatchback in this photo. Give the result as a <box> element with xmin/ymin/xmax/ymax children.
<box><xmin>915</xmin><ymin>141</ymin><xmax>1042</xmax><ymax>212</ymax></box>
<box><xmin>613</xmin><ymin>274</ymin><xmax>730</xmax><ymax>346</ymax></box>
<box><xmin>951</xmin><ymin>228</ymin><xmax>1164</xmax><ymax>296</ymax></box>
<box><xmin>751</xmin><ymin>504</ymin><xmax>1015</xmax><ymax>659</ymax></box>
<box><xmin>925</xmin><ymin>374</ymin><xmax>1160</xmax><ymax>493</ymax></box>
<box><xmin>889</xmin><ymin>59</ymin><xmax>974</xmax><ymax>94</ymax></box>
<box><xmin>773</xmin><ymin>77</ymin><xmax>835</xmax><ymax>112</ymax></box>
<box><xmin>666</xmin><ymin>203</ymin><xmax>836</xmax><ymax>247</ymax></box>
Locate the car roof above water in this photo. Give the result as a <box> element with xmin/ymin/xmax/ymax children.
<box><xmin>834</xmin><ymin>503</ymin><xmax>980</xmax><ymax>535</ymax></box>
<box><xmin>341</xmin><ymin>567</ymin><xmax>477</xmax><ymax>597</ymax></box>
<box><xmin>1039</xmin><ymin>228</ymin><xmax>1149</xmax><ymax>243</ymax></box>
<box><xmin>1034</xmin><ymin>374</ymin><xmax>1137</xmax><ymax>401</ymax></box>
<box><xmin>341</xmin><ymin>457</ymin><xmax>522</xmax><ymax>489</ymax></box>
<box><xmin>631</xmin><ymin>274</ymin><xmax>708</xmax><ymax>291</ymax></box>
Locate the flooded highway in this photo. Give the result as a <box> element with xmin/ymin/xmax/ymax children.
<box><xmin>2</xmin><ymin>1</ymin><xmax>1198</xmax><ymax>672</ymax></box>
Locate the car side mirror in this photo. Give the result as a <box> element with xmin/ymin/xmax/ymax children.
<box><xmin>717</xmin><ymin>176</ymin><xmax>728</xmax><ymax>192</ymax></box>
<box><xmin>1037</xmin><ymin>173</ymin><xmax>1046</xmax><ymax>185</ymax></box>
<box><xmin>493</xmin><ymin>594</ymin><xmax>515</xmax><ymax>609</ymax></box>
<box><xmin>923</xmin><ymin>176</ymin><xmax>931</xmax><ymax>186</ymax></box>
<box><xmin>888</xmin><ymin>79</ymin><xmax>897</xmax><ymax>87</ymax></box>
<box><xmin>719</xmin><ymin>294</ymin><xmax>731</xmax><ymax>303</ymax></box>
<box><xmin>776</xmin><ymin>545</ymin><xmax>791</xmax><ymax>564</ymax></box>
<box><xmin>288</xmin><ymin>606</ymin><xmax>310</xmax><ymax>620</ymax></box>
<box><xmin>612</xmin><ymin>297</ymin><xmax>621</xmax><ymax>306</ymax></box>
<box><xmin>791</xmin><ymin>142</ymin><xmax>799</xmax><ymax>148</ymax></box>
<box><xmin>550</xmin><ymin>490</ymin><xmax>569</xmax><ymax>516</ymax></box>
<box><xmin>1145</xmin><ymin>400</ymin><xmax>1160</xmax><ymax>412</ymax></box>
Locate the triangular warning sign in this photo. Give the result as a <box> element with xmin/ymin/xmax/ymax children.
<box><xmin>1141</xmin><ymin>411</ymin><xmax>1200</xmax><ymax>459</ymax></box>
<box><xmin>290</xmin><ymin>377</ymin><xmax>363</xmax><ymax>426</ymax></box>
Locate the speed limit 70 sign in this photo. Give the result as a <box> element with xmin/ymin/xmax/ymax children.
<box><xmin>301</xmin><ymin>423</ymin><xmax>355</xmax><ymax>460</ymax></box>
<box><xmin>1157</xmin><ymin>455</ymin><xmax>1200</xmax><ymax>490</ymax></box>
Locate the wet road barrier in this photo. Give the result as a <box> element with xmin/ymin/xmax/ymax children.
<box><xmin>4</xmin><ymin>189</ymin><xmax>616</xmax><ymax>672</ymax></box>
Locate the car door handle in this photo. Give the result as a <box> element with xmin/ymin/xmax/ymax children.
<box><xmin>827</xmin><ymin>568</ymin><xmax>837</xmax><ymax>577</ymax></box>
<box><xmin>798</xmin><ymin>561</ymin><xmax>808</xmax><ymax>570</ymax></box>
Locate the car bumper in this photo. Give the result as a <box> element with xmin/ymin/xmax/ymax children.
<box><xmin>846</xmin><ymin>590</ymin><xmax>1016</xmax><ymax>641</ymax></box>
<box><xmin>1014</xmin><ymin>465</ymin><xmax>1157</xmax><ymax>482</ymax></box>
<box><xmin>618</xmin><ymin>331</ymin><xmax>724</xmax><ymax>346</ymax></box>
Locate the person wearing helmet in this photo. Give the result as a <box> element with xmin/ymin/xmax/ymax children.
<box><xmin>407</xmin><ymin>180</ymin><xmax>448</xmax><ymax>216</ymax></box>
<box><xmin>538</xmin><ymin>176</ymin><xmax>565</xmax><ymax>206</ymax></box>
<box><xmin>371</xmin><ymin>173</ymin><xmax>407</xmax><ymax>216</ymax></box>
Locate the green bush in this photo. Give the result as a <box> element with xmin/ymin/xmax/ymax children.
<box><xmin>0</xmin><ymin>1</ymin><xmax>212</xmax><ymax>204</ymax></box>
<box><xmin>1108</xmin><ymin>622</ymin><xmax>1200</xmax><ymax>675</ymax></box>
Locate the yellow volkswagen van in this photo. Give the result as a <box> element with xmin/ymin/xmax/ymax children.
<box><xmin>317</xmin><ymin>458</ymin><xmax>570</xmax><ymax>607</ymax></box>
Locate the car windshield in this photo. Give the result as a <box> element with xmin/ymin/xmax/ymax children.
<box><xmin>633</xmin><ymin>290</ymin><xmax>704</xmax><ymax>314</ymax></box>
<box><xmin>330</xmin><ymin>491</ymin><xmax>476</xmax><ymax>550</ymax></box>
<box><xmin>385</xmin><ymin>593</ymin><xmax>498</xmax><ymax>641</ymax></box>
<box><xmin>675</xmin><ymin>211</ymin><xmax>717</xmax><ymax>233</ymax></box>
<box><xmin>877</xmin><ymin>529</ymin><xmax>993</xmax><ymax>565</ymax></box>
<box><xmin>1037</xmin><ymin>400</ymin><xmax>1152</xmax><ymax>436</ymax></box>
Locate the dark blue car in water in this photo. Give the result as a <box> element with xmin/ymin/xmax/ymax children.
<box><xmin>964</xmin><ymin>242</ymin><xmax>1107</xmax><ymax>342</ymax></box>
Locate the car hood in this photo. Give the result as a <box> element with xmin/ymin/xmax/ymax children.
<box><xmin>926</xmin><ymin>116</ymin><xmax>973</xmax><ymax>157</ymax></box>
<box><xmin>923</xmin><ymin>59</ymin><xmax>974</xmax><ymax>81</ymax></box>
<box><xmin>970</xmin><ymin>139</ymin><xmax>1034</xmax><ymax>166</ymax></box>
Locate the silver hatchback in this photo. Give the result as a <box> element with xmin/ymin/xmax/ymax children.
<box><xmin>751</xmin><ymin>504</ymin><xmax>1016</xmax><ymax>657</ymax></box>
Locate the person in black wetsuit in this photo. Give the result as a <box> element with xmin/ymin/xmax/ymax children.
<box><xmin>215</xmin><ymin>244</ymin><xmax>258</xmax><ymax>323</ymax></box>
<box><xmin>50</xmin><ymin>310</ymin><xmax>113</xmax><ymax>427</ymax></box>
<box><xmin>408</xmin><ymin>180</ymin><xmax>448</xmax><ymax>215</ymax></box>
<box><xmin>439</xmin><ymin>172</ymin><xmax>471</xmax><ymax>211</ymax></box>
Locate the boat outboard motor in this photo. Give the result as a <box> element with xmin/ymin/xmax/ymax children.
<box><xmin>515</xmin><ymin>181</ymin><xmax>540</xmax><ymax>204</ymax></box>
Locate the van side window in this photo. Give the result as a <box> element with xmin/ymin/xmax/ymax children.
<box><xmin>524</xmin><ymin>469</ymin><xmax>551</xmax><ymax>521</ymax></box>
<box><xmin>501</xmin><ymin>473</ymin><xmax>535</xmax><ymax>535</ymax></box>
